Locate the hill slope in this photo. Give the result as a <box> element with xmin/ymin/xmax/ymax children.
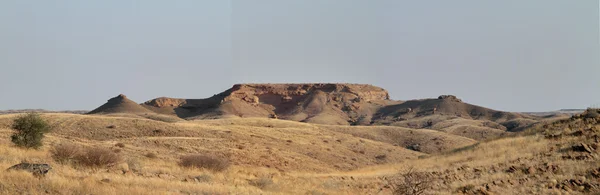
<box><xmin>1</xmin><ymin>109</ymin><xmax>598</xmax><ymax>194</ymax></box>
<box><xmin>142</xmin><ymin>83</ymin><xmax>399</xmax><ymax>125</ymax></box>
<box><xmin>88</xmin><ymin>94</ymin><xmax>154</xmax><ymax>115</ymax></box>
<box><xmin>0</xmin><ymin>114</ymin><xmax>425</xmax><ymax>172</ymax></box>
<box><xmin>139</xmin><ymin>84</ymin><xmax>535</xmax><ymax>129</ymax></box>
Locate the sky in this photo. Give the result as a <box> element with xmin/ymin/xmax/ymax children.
<box><xmin>0</xmin><ymin>0</ymin><xmax>598</xmax><ymax>112</ymax></box>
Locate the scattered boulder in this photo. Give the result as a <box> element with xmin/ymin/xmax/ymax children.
<box><xmin>573</xmin><ymin>143</ymin><xmax>594</xmax><ymax>153</ymax></box>
<box><xmin>506</xmin><ymin>166</ymin><xmax>518</xmax><ymax>173</ymax></box>
<box><xmin>526</xmin><ymin>167</ymin><xmax>536</xmax><ymax>174</ymax></box>
<box><xmin>152</xmin><ymin>129</ymin><xmax>164</xmax><ymax>134</ymax></box>
<box><xmin>158</xmin><ymin>173</ymin><xmax>175</xmax><ymax>179</ymax></box>
<box><xmin>281</xmin><ymin>96</ymin><xmax>293</xmax><ymax>102</ymax></box>
<box><xmin>6</xmin><ymin>163</ymin><xmax>52</xmax><ymax>177</ymax></box>
<box><xmin>407</xmin><ymin>144</ymin><xmax>421</xmax><ymax>152</ymax></box>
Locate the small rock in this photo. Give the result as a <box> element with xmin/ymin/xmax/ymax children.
<box><xmin>506</xmin><ymin>166</ymin><xmax>518</xmax><ymax>173</ymax></box>
<box><xmin>573</xmin><ymin>143</ymin><xmax>594</xmax><ymax>153</ymax></box>
<box><xmin>6</xmin><ymin>163</ymin><xmax>52</xmax><ymax>177</ymax></box>
<box><xmin>526</xmin><ymin>167</ymin><xmax>536</xmax><ymax>174</ymax></box>
<box><xmin>192</xmin><ymin>174</ymin><xmax>211</xmax><ymax>183</ymax></box>
<box><xmin>158</xmin><ymin>173</ymin><xmax>174</xmax><ymax>179</ymax></box>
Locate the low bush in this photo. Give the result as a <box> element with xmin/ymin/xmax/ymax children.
<box><xmin>76</xmin><ymin>147</ymin><xmax>122</xmax><ymax>168</ymax></box>
<box><xmin>50</xmin><ymin>143</ymin><xmax>81</xmax><ymax>164</ymax></box>
<box><xmin>386</xmin><ymin>168</ymin><xmax>432</xmax><ymax>195</ymax></box>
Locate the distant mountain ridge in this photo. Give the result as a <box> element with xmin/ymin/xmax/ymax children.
<box><xmin>522</xmin><ymin>109</ymin><xmax>585</xmax><ymax>117</ymax></box>
<box><xmin>0</xmin><ymin>109</ymin><xmax>88</xmax><ymax>115</ymax></box>
<box><xmin>85</xmin><ymin>83</ymin><xmax>538</xmax><ymax>134</ymax></box>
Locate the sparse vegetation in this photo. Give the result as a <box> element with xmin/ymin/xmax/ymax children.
<box><xmin>192</xmin><ymin>174</ymin><xmax>212</xmax><ymax>183</ymax></box>
<box><xmin>127</xmin><ymin>158</ymin><xmax>143</xmax><ymax>173</ymax></box>
<box><xmin>76</xmin><ymin>147</ymin><xmax>122</xmax><ymax>168</ymax></box>
<box><xmin>387</xmin><ymin>168</ymin><xmax>432</xmax><ymax>195</ymax></box>
<box><xmin>50</xmin><ymin>143</ymin><xmax>81</xmax><ymax>164</ymax></box>
<box><xmin>10</xmin><ymin>113</ymin><xmax>51</xmax><ymax>149</ymax></box>
<box><xmin>0</xmin><ymin>111</ymin><xmax>597</xmax><ymax>194</ymax></box>
<box><xmin>179</xmin><ymin>154</ymin><xmax>230</xmax><ymax>172</ymax></box>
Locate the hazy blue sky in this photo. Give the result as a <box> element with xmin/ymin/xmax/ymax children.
<box><xmin>1</xmin><ymin>1</ymin><xmax>598</xmax><ymax>112</ymax></box>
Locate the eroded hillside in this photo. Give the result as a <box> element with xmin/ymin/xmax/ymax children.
<box><xmin>89</xmin><ymin>84</ymin><xmax>540</xmax><ymax>135</ymax></box>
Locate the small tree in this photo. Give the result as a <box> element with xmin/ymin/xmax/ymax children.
<box><xmin>10</xmin><ymin>113</ymin><xmax>51</xmax><ymax>149</ymax></box>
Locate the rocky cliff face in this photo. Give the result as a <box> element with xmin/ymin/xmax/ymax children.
<box><xmin>143</xmin><ymin>97</ymin><xmax>187</xmax><ymax>108</ymax></box>
<box><xmin>224</xmin><ymin>83</ymin><xmax>390</xmax><ymax>104</ymax></box>
<box><xmin>92</xmin><ymin>83</ymin><xmax>535</xmax><ymax>129</ymax></box>
<box><xmin>141</xmin><ymin>83</ymin><xmax>394</xmax><ymax>124</ymax></box>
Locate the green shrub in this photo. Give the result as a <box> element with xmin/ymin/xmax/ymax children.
<box><xmin>10</xmin><ymin>113</ymin><xmax>51</xmax><ymax>149</ymax></box>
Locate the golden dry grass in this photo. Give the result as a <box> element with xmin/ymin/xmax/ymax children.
<box><xmin>0</xmin><ymin>113</ymin><xmax>597</xmax><ymax>194</ymax></box>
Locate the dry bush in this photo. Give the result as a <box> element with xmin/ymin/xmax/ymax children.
<box><xmin>76</xmin><ymin>147</ymin><xmax>122</xmax><ymax>168</ymax></box>
<box><xmin>50</xmin><ymin>143</ymin><xmax>81</xmax><ymax>164</ymax></box>
<box><xmin>179</xmin><ymin>154</ymin><xmax>229</xmax><ymax>172</ymax></box>
<box><xmin>387</xmin><ymin>168</ymin><xmax>433</xmax><ymax>195</ymax></box>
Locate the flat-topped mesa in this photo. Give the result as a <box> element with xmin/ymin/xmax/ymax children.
<box><xmin>228</xmin><ymin>83</ymin><xmax>390</xmax><ymax>102</ymax></box>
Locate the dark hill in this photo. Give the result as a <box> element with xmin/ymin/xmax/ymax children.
<box><xmin>88</xmin><ymin>94</ymin><xmax>154</xmax><ymax>115</ymax></box>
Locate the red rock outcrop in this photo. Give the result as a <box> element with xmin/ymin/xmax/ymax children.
<box><xmin>141</xmin><ymin>83</ymin><xmax>395</xmax><ymax>124</ymax></box>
